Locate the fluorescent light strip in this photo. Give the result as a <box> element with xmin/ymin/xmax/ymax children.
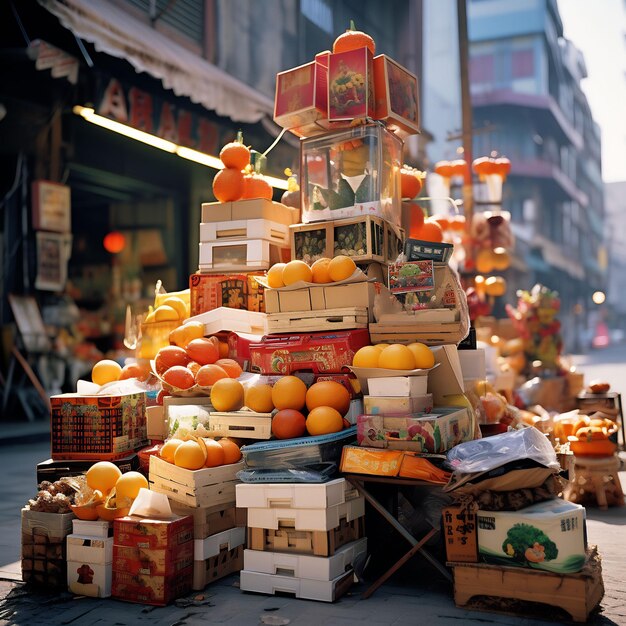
<box><xmin>73</xmin><ymin>105</ymin><xmax>289</xmax><ymax>190</ymax></box>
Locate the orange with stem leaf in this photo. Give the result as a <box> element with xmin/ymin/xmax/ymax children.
<box><xmin>333</xmin><ymin>20</ymin><xmax>375</xmax><ymax>55</ymax></box>
<box><xmin>219</xmin><ymin>131</ymin><xmax>250</xmax><ymax>170</ymax></box>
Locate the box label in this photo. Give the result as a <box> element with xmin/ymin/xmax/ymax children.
<box><xmin>442</xmin><ymin>506</ymin><xmax>478</xmax><ymax>563</ymax></box>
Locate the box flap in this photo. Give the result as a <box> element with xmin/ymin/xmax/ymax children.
<box><xmin>428</xmin><ymin>345</ymin><xmax>464</xmax><ymax>402</ymax></box>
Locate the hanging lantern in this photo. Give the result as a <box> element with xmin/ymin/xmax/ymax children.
<box><xmin>103</xmin><ymin>231</ymin><xmax>126</xmax><ymax>254</ymax></box>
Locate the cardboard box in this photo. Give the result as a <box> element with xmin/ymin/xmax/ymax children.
<box><xmin>476</xmin><ymin>499</ymin><xmax>586</xmax><ymax>574</ymax></box>
<box><xmin>265</xmin><ymin>281</ymin><xmax>379</xmax><ymax>321</ymax></box>
<box><xmin>169</xmin><ymin>502</ymin><xmax>238</xmax><ymax>540</ymax></box>
<box><xmin>427</xmin><ymin>344</ymin><xmax>465</xmax><ymax>404</ymax></box>
<box><xmin>363</xmin><ymin>394</ymin><xmax>433</xmax><ymax>415</ymax></box>
<box><xmin>72</xmin><ymin>520</ymin><xmax>111</xmax><ymax>539</ymax></box>
<box><xmin>198</xmin><ymin>238</ymin><xmax>290</xmax><ymax>272</ymax></box>
<box><xmin>149</xmin><ymin>455</ymin><xmax>243</xmax><ymax>507</ymax></box>
<box><xmin>199</xmin><ymin>219</ymin><xmax>289</xmax><ymax>246</ymax></box>
<box><xmin>349</xmin><ymin>366</ymin><xmax>430</xmax><ymax>396</ymax></box>
<box><xmin>112</xmin><ymin>566</ymin><xmax>192</xmax><ymax>606</ymax></box>
<box><xmin>240</xmin><ymin>568</ymin><xmax>354</xmax><ymax>603</ymax></box>
<box><xmin>457</xmin><ymin>349</ymin><xmax>486</xmax><ymax>381</ymax></box>
<box><xmin>274</xmin><ymin>59</ymin><xmax>329</xmax><ymax>135</ymax></box>
<box><xmin>328</xmin><ymin>48</ymin><xmax>374</xmax><ymax>122</ymax></box>
<box><xmin>146</xmin><ymin>405</ymin><xmax>168</xmax><ymax>441</ymax></box>
<box><xmin>50</xmin><ymin>391</ymin><xmax>147</xmax><ymax>460</ymax></box>
<box><xmin>200</xmin><ymin>199</ymin><xmax>299</xmax><ymax>226</ymax></box>
<box><xmin>366</xmin><ymin>375</ymin><xmax>428</xmax><ymax>397</ymax></box>
<box><xmin>67</xmin><ymin>535</ymin><xmax>113</xmax><ymax>565</ymax></box>
<box><xmin>67</xmin><ymin>560</ymin><xmax>112</xmax><ymax>598</ymax></box>
<box><xmin>246</xmin><ymin>497</ymin><xmax>364</xmax><ymax>532</ymax></box>
<box><xmin>243</xmin><ymin>537</ymin><xmax>367</xmax><ymax>582</ymax></box>
<box><xmin>189</xmin><ymin>273</ymin><xmax>266</xmax><ymax>316</ymax></box>
<box><xmin>37</xmin><ymin>454</ymin><xmax>139</xmax><ymax>485</ymax></box>
<box><xmin>339</xmin><ymin>445</ymin><xmax>404</xmax><ymax>477</ymax></box>
<box><xmin>236</xmin><ymin>478</ymin><xmax>355</xmax><ymax>510</ymax></box>
<box><xmin>442</xmin><ymin>506</ymin><xmax>478</xmax><ymax>563</ymax></box>
<box><xmin>114</xmin><ymin>515</ymin><xmax>194</xmax><ymax>550</ymax></box>
<box><xmin>22</xmin><ymin>509</ymin><xmax>74</xmax><ymax>542</ymax></box>
<box><xmin>373</xmin><ymin>54</ymin><xmax>420</xmax><ymax>137</ymax></box>
<box><xmin>356</xmin><ymin>407</ymin><xmax>473</xmax><ymax>452</ymax></box>
<box><xmin>112</xmin><ymin>541</ymin><xmax>193</xmax><ymax>577</ymax></box>
<box><xmin>193</xmin><ymin>526</ymin><xmax>246</xmax><ymax>561</ymax></box>
<box><xmin>186</xmin><ymin>306</ymin><xmax>267</xmax><ymax>337</ymax></box>
<box><xmin>193</xmin><ymin>545</ymin><xmax>243</xmax><ymax>591</ymax></box>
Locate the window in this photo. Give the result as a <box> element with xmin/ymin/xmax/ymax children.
<box><xmin>511</xmin><ymin>49</ymin><xmax>534</xmax><ymax>79</ymax></box>
<box><xmin>301</xmin><ymin>0</ymin><xmax>333</xmax><ymax>34</ymax></box>
<box><xmin>470</xmin><ymin>54</ymin><xmax>494</xmax><ymax>84</ymax></box>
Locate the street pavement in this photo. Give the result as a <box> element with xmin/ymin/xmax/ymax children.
<box><xmin>0</xmin><ymin>345</ymin><xmax>625</xmax><ymax>625</ymax></box>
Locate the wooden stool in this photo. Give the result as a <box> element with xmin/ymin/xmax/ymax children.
<box><xmin>565</xmin><ymin>455</ymin><xmax>625</xmax><ymax>510</ymax></box>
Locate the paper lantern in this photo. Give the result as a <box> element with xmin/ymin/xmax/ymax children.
<box><xmin>103</xmin><ymin>231</ymin><xmax>126</xmax><ymax>254</ymax></box>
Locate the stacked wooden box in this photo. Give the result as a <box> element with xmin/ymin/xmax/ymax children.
<box><xmin>66</xmin><ymin>519</ymin><xmax>113</xmax><ymax>598</ymax></box>
<box><xmin>236</xmin><ymin>479</ymin><xmax>367</xmax><ymax>602</ymax></box>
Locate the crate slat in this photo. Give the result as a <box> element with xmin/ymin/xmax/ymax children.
<box><xmin>267</xmin><ymin>307</ymin><xmax>368</xmax><ymax>334</ymax></box>
<box><xmin>207</xmin><ymin>412</ymin><xmax>273</xmax><ymax>439</ymax></box>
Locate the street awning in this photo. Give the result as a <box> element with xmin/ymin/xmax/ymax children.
<box><xmin>38</xmin><ymin>0</ymin><xmax>274</xmax><ymax>124</ymax></box>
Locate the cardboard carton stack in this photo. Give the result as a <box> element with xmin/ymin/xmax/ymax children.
<box><xmin>236</xmin><ymin>479</ymin><xmax>367</xmax><ymax>602</ymax></box>
<box><xmin>112</xmin><ymin>514</ymin><xmax>194</xmax><ymax>605</ymax></box>
<box><xmin>66</xmin><ymin>520</ymin><xmax>113</xmax><ymax>598</ymax></box>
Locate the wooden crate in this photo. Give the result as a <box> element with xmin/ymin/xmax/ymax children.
<box><xmin>192</xmin><ymin>545</ymin><xmax>244</xmax><ymax>591</ymax></box>
<box><xmin>267</xmin><ymin>307</ymin><xmax>368</xmax><ymax>334</ymax></box>
<box><xmin>450</xmin><ymin>546</ymin><xmax>604</xmax><ymax>623</ymax></box>
<box><xmin>198</xmin><ymin>238</ymin><xmax>290</xmax><ymax>273</ymax></box>
<box><xmin>199</xmin><ymin>219</ymin><xmax>289</xmax><ymax>246</ymax></box>
<box><xmin>169</xmin><ymin>501</ymin><xmax>239</xmax><ymax>540</ymax></box>
<box><xmin>369</xmin><ymin>321</ymin><xmax>464</xmax><ymax>347</ymax></box>
<box><xmin>247</xmin><ymin>517</ymin><xmax>364</xmax><ymax>557</ymax></box>
<box><xmin>207</xmin><ymin>411</ymin><xmax>273</xmax><ymax>440</ymax></box>
<box><xmin>290</xmin><ymin>215</ymin><xmax>403</xmax><ymax>264</ymax></box>
<box><xmin>149</xmin><ymin>455</ymin><xmax>243</xmax><ymax>507</ymax></box>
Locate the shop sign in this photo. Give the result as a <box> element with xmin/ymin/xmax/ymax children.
<box><xmin>97</xmin><ymin>78</ymin><xmax>223</xmax><ymax>154</ymax></box>
<box><xmin>35</xmin><ymin>232</ymin><xmax>73</xmax><ymax>292</ymax></box>
<box><xmin>32</xmin><ymin>180</ymin><xmax>72</xmax><ymax>233</ymax></box>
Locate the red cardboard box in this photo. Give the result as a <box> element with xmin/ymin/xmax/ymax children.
<box><xmin>373</xmin><ymin>54</ymin><xmax>420</xmax><ymax>137</ymax></box>
<box><xmin>114</xmin><ymin>515</ymin><xmax>193</xmax><ymax>550</ymax></box>
<box><xmin>189</xmin><ymin>273</ymin><xmax>266</xmax><ymax>316</ymax></box>
<box><xmin>328</xmin><ymin>47</ymin><xmax>374</xmax><ymax>122</ymax></box>
<box><xmin>112</xmin><ymin>541</ymin><xmax>194</xmax><ymax>577</ymax></box>
<box><xmin>51</xmin><ymin>392</ymin><xmax>147</xmax><ymax>461</ymax></box>
<box><xmin>274</xmin><ymin>56</ymin><xmax>329</xmax><ymax>137</ymax></box>
<box><xmin>112</xmin><ymin>566</ymin><xmax>192</xmax><ymax>605</ymax></box>
<box><xmin>249</xmin><ymin>329</ymin><xmax>371</xmax><ymax>375</ymax></box>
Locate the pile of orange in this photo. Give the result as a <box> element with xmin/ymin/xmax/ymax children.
<box><xmin>159</xmin><ymin>436</ymin><xmax>242</xmax><ymax>470</ymax></box>
<box><xmin>353</xmin><ymin>342</ymin><xmax>435</xmax><ymax>370</ymax></box>
<box><xmin>91</xmin><ymin>359</ymin><xmax>151</xmax><ymax>386</ymax></box>
<box><xmin>266</xmin><ymin>255</ymin><xmax>358</xmax><ymax>288</ymax></box>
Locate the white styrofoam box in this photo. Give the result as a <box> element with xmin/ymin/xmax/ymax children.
<box><xmin>367</xmin><ymin>375</ymin><xmax>428</xmax><ymax>397</ymax></box>
<box><xmin>193</xmin><ymin>526</ymin><xmax>246</xmax><ymax>561</ymax></box>
<box><xmin>246</xmin><ymin>496</ymin><xmax>365</xmax><ymax>532</ymax></box>
<box><xmin>239</xmin><ymin>568</ymin><xmax>354</xmax><ymax>602</ymax></box>
<box><xmin>198</xmin><ymin>238</ymin><xmax>288</xmax><ymax>269</ymax></box>
<box><xmin>67</xmin><ymin>560</ymin><xmax>112</xmax><ymax>598</ymax></box>
<box><xmin>200</xmin><ymin>219</ymin><xmax>289</xmax><ymax>246</ymax></box>
<box><xmin>243</xmin><ymin>537</ymin><xmax>367</xmax><ymax>581</ymax></box>
<box><xmin>477</xmin><ymin>498</ymin><xmax>586</xmax><ymax>574</ymax></box>
<box><xmin>363</xmin><ymin>394</ymin><xmax>433</xmax><ymax>416</ymax></box>
<box><xmin>457</xmin><ymin>349</ymin><xmax>486</xmax><ymax>381</ymax></box>
<box><xmin>236</xmin><ymin>478</ymin><xmax>352</xmax><ymax>510</ymax></box>
<box><xmin>71</xmin><ymin>520</ymin><xmax>111</xmax><ymax>538</ymax></box>
<box><xmin>66</xmin><ymin>535</ymin><xmax>113</xmax><ymax>565</ymax></box>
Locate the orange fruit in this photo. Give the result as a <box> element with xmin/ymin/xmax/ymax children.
<box><xmin>475</xmin><ymin>249</ymin><xmax>495</xmax><ymax>274</ymax></box>
<box><xmin>431</xmin><ymin>214</ymin><xmax>450</xmax><ymax>232</ymax></box>
<box><xmin>407</xmin><ymin>342</ymin><xmax>435</xmax><ymax>369</ymax></box>
<box><xmin>203</xmin><ymin>438</ymin><xmax>226</xmax><ymax>467</ymax></box>
<box><xmin>328</xmin><ymin>255</ymin><xmax>357</xmax><ymax>282</ymax></box>
<box><xmin>306</xmin><ymin>381</ymin><xmax>351</xmax><ymax>416</ymax></box>
<box><xmin>210</xmin><ymin>378</ymin><xmax>245</xmax><ymax>412</ymax></box>
<box><xmin>218</xmin><ymin>341</ymin><xmax>230</xmax><ymax>358</ymax></box>
<box><xmin>245</xmin><ymin>384</ymin><xmax>275</xmax><ymax>413</ymax></box>
<box><xmin>174</xmin><ymin>439</ymin><xmax>208</xmax><ymax>470</ymax></box>
<box><xmin>115</xmin><ymin>472</ymin><xmax>148</xmax><ymax>501</ymax></box>
<box><xmin>217</xmin><ymin>438</ymin><xmax>242</xmax><ymax>464</ymax></box>
<box><xmin>412</xmin><ymin>220</ymin><xmax>443</xmax><ymax>243</ymax></box>
<box><xmin>378</xmin><ymin>344</ymin><xmax>417</xmax><ymax>370</ymax></box>
<box><xmin>267</xmin><ymin>263</ymin><xmax>286</xmax><ymax>288</ymax></box>
<box><xmin>162</xmin><ymin>365</ymin><xmax>196</xmax><ymax>390</ymax></box>
<box><xmin>282</xmin><ymin>260</ymin><xmax>312</xmax><ymax>285</ymax></box>
<box><xmin>185</xmin><ymin>337</ymin><xmax>220</xmax><ymax>365</ymax></box>
<box><xmin>306</xmin><ymin>406</ymin><xmax>344</xmax><ymax>436</ymax></box>
<box><xmin>86</xmin><ymin>461</ymin><xmax>122</xmax><ymax>493</ymax></box>
<box><xmin>155</xmin><ymin>345</ymin><xmax>190</xmax><ymax>375</ymax></box>
<box><xmin>271</xmin><ymin>376</ymin><xmax>307</xmax><ymax>411</ymax></box>
<box><xmin>352</xmin><ymin>345</ymin><xmax>381</xmax><ymax>368</ymax></box>
<box><xmin>160</xmin><ymin>438</ymin><xmax>183</xmax><ymax>464</ymax></box>
<box><xmin>212</xmin><ymin>167</ymin><xmax>244</xmax><ymax>203</ymax></box>
<box><xmin>169</xmin><ymin>321</ymin><xmax>205</xmax><ymax>348</ymax></box>
<box><xmin>215</xmin><ymin>358</ymin><xmax>243</xmax><ymax>378</ymax></box>
<box><xmin>187</xmin><ymin>361</ymin><xmax>201</xmax><ymax>377</ymax></box>
<box><xmin>160</xmin><ymin>296</ymin><xmax>187</xmax><ymax>320</ymax></box>
<box><xmin>272</xmin><ymin>409</ymin><xmax>307</xmax><ymax>439</ymax></box>
<box><xmin>311</xmin><ymin>257</ymin><xmax>332</xmax><ymax>284</ymax></box>
<box><xmin>119</xmin><ymin>362</ymin><xmax>150</xmax><ymax>382</ymax></box>
<box><xmin>92</xmin><ymin>359</ymin><xmax>122</xmax><ymax>386</ymax></box>
<box><xmin>195</xmin><ymin>364</ymin><xmax>229</xmax><ymax>387</ymax></box>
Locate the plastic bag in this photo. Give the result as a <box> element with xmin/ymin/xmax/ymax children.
<box><xmin>236</xmin><ymin>463</ymin><xmax>338</xmax><ymax>483</ymax></box>
<box><xmin>446</xmin><ymin>426</ymin><xmax>559</xmax><ymax>475</ymax></box>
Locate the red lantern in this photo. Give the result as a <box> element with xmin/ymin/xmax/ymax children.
<box><xmin>103</xmin><ymin>231</ymin><xmax>126</xmax><ymax>254</ymax></box>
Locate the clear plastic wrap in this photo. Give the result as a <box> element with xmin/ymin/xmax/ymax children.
<box><xmin>445</xmin><ymin>425</ymin><xmax>559</xmax><ymax>475</ymax></box>
<box><xmin>236</xmin><ymin>463</ymin><xmax>338</xmax><ymax>483</ymax></box>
